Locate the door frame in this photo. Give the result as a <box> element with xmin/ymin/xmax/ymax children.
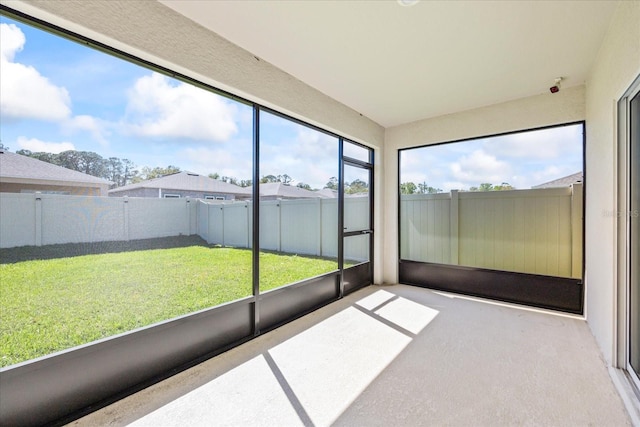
<box><xmin>616</xmin><ymin>74</ymin><xmax>640</xmax><ymax>394</ymax></box>
<box><xmin>339</xmin><ymin>139</ymin><xmax>374</xmax><ymax>297</ymax></box>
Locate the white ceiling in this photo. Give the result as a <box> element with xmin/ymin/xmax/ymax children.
<box><xmin>160</xmin><ymin>0</ymin><xmax>618</xmax><ymax>128</ymax></box>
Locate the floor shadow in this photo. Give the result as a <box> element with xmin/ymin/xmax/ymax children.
<box><xmin>0</xmin><ymin>235</ymin><xmax>214</xmax><ymax>264</ymax></box>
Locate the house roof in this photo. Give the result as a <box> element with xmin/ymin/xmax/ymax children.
<box><xmin>315</xmin><ymin>188</ymin><xmax>337</xmax><ymax>198</ymax></box>
<box><xmin>0</xmin><ymin>150</ymin><xmax>111</xmax><ymax>186</ymax></box>
<box><xmin>250</xmin><ymin>182</ymin><xmax>331</xmax><ymax>199</ymax></box>
<box><xmin>532</xmin><ymin>172</ymin><xmax>583</xmax><ymax>189</ymax></box>
<box><xmin>108</xmin><ymin>171</ymin><xmax>251</xmax><ymax>195</ymax></box>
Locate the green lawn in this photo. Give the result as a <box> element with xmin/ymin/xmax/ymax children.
<box><xmin>0</xmin><ymin>245</ymin><xmax>338</xmax><ymax>367</ymax></box>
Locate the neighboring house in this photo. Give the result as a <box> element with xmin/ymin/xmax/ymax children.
<box><xmin>532</xmin><ymin>172</ymin><xmax>583</xmax><ymax>189</ymax></box>
<box><xmin>0</xmin><ymin>149</ymin><xmax>111</xmax><ymax>196</ymax></box>
<box><xmin>108</xmin><ymin>171</ymin><xmax>250</xmax><ymax>200</ymax></box>
<box><xmin>315</xmin><ymin>188</ymin><xmax>338</xmax><ymax>198</ymax></box>
<box><xmin>251</xmin><ymin>182</ymin><xmax>332</xmax><ymax>200</ymax></box>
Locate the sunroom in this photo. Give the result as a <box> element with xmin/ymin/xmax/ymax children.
<box><xmin>0</xmin><ymin>1</ymin><xmax>638</xmax><ymax>425</ymax></box>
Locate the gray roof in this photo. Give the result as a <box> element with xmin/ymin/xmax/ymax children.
<box><xmin>109</xmin><ymin>171</ymin><xmax>251</xmax><ymax>195</ymax></box>
<box><xmin>0</xmin><ymin>150</ymin><xmax>111</xmax><ymax>185</ymax></box>
<box><xmin>315</xmin><ymin>188</ymin><xmax>338</xmax><ymax>198</ymax></box>
<box><xmin>532</xmin><ymin>172</ymin><xmax>583</xmax><ymax>189</ymax></box>
<box><xmin>250</xmin><ymin>182</ymin><xmax>331</xmax><ymax>198</ymax></box>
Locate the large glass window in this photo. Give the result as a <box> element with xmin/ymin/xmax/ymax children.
<box><xmin>0</xmin><ymin>11</ymin><xmax>376</xmax><ymax>426</ymax></box>
<box><xmin>0</xmin><ymin>14</ymin><xmax>372</xmax><ymax>374</ymax></box>
<box><xmin>399</xmin><ymin>123</ymin><xmax>584</xmax><ymax>279</ymax></box>
<box><xmin>0</xmin><ymin>17</ymin><xmax>371</xmax><ymax>367</ymax></box>
<box><xmin>0</xmin><ymin>17</ymin><xmax>255</xmax><ymax>367</ymax></box>
<box><xmin>258</xmin><ymin>111</ymin><xmax>339</xmax><ymax>292</ymax></box>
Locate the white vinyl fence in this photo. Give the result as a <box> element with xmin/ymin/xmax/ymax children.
<box><xmin>0</xmin><ymin>193</ymin><xmax>197</xmax><ymax>247</ymax></box>
<box><xmin>0</xmin><ymin>193</ymin><xmax>369</xmax><ymax>262</ymax></box>
<box><xmin>401</xmin><ymin>184</ymin><xmax>583</xmax><ymax>278</ymax></box>
<box><xmin>197</xmin><ymin>197</ymin><xmax>369</xmax><ymax>261</ymax></box>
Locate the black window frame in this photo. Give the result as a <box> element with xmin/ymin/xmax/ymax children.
<box><xmin>0</xmin><ymin>5</ymin><xmax>375</xmax><ymax>426</ymax></box>
<box><xmin>397</xmin><ymin>121</ymin><xmax>586</xmax><ymax>314</ymax></box>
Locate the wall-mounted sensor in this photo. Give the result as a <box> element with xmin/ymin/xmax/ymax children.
<box><xmin>550</xmin><ymin>77</ymin><xmax>563</xmax><ymax>93</ymax></box>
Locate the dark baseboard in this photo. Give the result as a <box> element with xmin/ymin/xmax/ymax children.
<box><xmin>399</xmin><ymin>260</ymin><xmax>583</xmax><ymax>314</ymax></box>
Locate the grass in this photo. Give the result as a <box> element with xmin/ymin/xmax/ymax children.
<box><xmin>0</xmin><ymin>243</ymin><xmax>339</xmax><ymax>367</ymax></box>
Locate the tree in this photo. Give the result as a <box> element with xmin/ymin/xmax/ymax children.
<box><xmin>296</xmin><ymin>182</ymin><xmax>312</xmax><ymax>190</ymax></box>
<box><xmin>469</xmin><ymin>182</ymin><xmax>515</xmax><ymax>192</ymax></box>
<box><xmin>324</xmin><ymin>177</ymin><xmax>338</xmax><ymax>190</ymax></box>
<box><xmin>417</xmin><ymin>182</ymin><xmax>441</xmax><ymax>194</ymax></box>
<box><xmin>260</xmin><ymin>174</ymin><xmax>293</xmax><ymax>184</ymax></box>
<box><xmin>277</xmin><ymin>174</ymin><xmax>292</xmax><ymax>185</ymax></box>
<box><xmin>209</xmin><ymin>173</ymin><xmax>251</xmax><ymax>187</ymax></box>
<box><xmin>105</xmin><ymin>157</ymin><xmax>124</xmax><ymax>186</ymax></box>
<box><xmin>400</xmin><ymin>181</ymin><xmax>441</xmax><ymax>195</ymax></box>
<box><xmin>121</xmin><ymin>159</ymin><xmax>138</xmax><ymax>186</ymax></box>
<box><xmin>346</xmin><ymin>178</ymin><xmax>368</xmax><ymax>194</ymax></box>
<box><xmin>494</xmin><ymin>182</ymin><xmax>515</xmax><ymax>191</ymax></box>
<box><xmin>16</xmin><ymin>149</ymin><xmax>57</xmax><ymax>164</ymax></box>
<box><xmin>132</xmin><ymin>165</ymin><xmax>181</xmax><ymax>183</ymax></box>
<box><xmin>221</xmin><ymin>176</ymin><xmax>239</xmax><ymax>185</ymax></box>
<box><xmin>16</xmin><ymin>149</ymin><xmax>139</xmax><ymax>186</ymax></box>
<box><xmin>55</xmin><ymin>150</ymin><xmax>106</xmax><ymax>177</ymax></box>
<box><xmin>400</xmin><ymin>182</ymin><xmax>417</xmax><ymax>194</ymax></box>
<box><xmin>104</xmin><ymin>157</ymin><xmax>138</xmax><ymax>187</ymax></box>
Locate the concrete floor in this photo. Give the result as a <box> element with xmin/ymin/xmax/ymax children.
<box><xmin>71</xmin><ymin>284</ymin><xmax>631</xmax><ymax>426</ymax></box>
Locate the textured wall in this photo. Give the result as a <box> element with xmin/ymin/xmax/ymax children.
<box><xmin>585</xmin><ymin>0</ymin><xmax>640</xmax><ymax>364</ymax></box>
<box><xmin>0</xmin><ymin>182</ymin><xmax>104</xmax><ymax>196</ymax></box>
<box><xmin>383</xmin><ymin>86</ymin><xmax>586</xmax><ymax>284</ymax></box>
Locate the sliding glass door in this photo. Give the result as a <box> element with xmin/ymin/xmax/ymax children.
<box><xmin>629</xmin><ymin>90</ymin><xmax>640</xmax><ymax>381</ymax></box>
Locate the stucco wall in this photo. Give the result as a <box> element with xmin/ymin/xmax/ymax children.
<box><xmin>108</xmin><ymin>188</ymin><xmax>236</xmax><ymax>200</ymax></box>
<box><xmin>0</xmin><ymin>182</ymin><xmax>105</xmax><ymax>196</ymax></box>
<box><xmin>585</xmin><ymin>0</ymin><xmax>640</xmax><ymax>365</ymax></box>
<box><xmin>383</xmin><ymin>85</ymin><xmax>586</xmax><ymax>285</ymax></box>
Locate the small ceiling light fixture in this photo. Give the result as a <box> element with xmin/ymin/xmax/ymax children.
<box><xmin>397</xmin><ymin>0</ymin><xmax>420</xmax><ymax>6</ymax></box>
<box><xmin>550</xmin><ymin>77</ymin><xmax>563</xmax><ymax>94</ymax></box>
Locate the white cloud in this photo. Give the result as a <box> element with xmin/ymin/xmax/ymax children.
<box><xmin>443</xmin><ymin>182</ymin><xmax>467</xmax><ymax>191</ymax></box>
<box><xmin>481</xmin><ymin>124</ymin><xmax>583</xmax><ymax>160</ymax></box>
<box><xmin>16</xmin><ymin>136</ymin><xmax>75</xmax><ymax>153</ymax></box>
<box><xmin>63</xmin><ymin>115</ymin><xmax>110</xmax><ymax>146</ymax></box>
<box><xmin>180</xmin><ymin>145</ymin><xmax>253</xmax><ymax>179</ymax></box>
<box><xmin>260</xmin><ymin>127</ymin><xmax>338</xmax><ymax>188</ymax></box>
<box><xmin>450</xmin><ymin>149</ymin><xmax>512</xmax><ymax>187</ymax></box>
<box><xmin>0</xmin><ymin>23</ymin><xmax>71</xmax><ymax>122</ymax></box>
<box><xmin>125</xmin><ymin>73</ymin><xmax>238</xmax><ymax>141</ymax></box>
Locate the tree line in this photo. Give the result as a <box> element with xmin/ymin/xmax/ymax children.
<box><xmin>14</xmin><ymin>149</ymin><xmax>370</xmax><ymax>193</ymax></box>
<box><xmin>400</xmin><ymin>181</ymin><xmax>514</xmax><ymax>194</ymax></box>
<box><xmin>16</xmin><ymin>149</ymin><xmax>141</xmax><ymax>187</ymax></box>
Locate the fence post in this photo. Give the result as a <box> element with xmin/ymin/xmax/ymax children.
<box><xmin>34</xmin><ymin>192</ymin><xmax>42</xmax><ymax>247</ymax></box>
<box><xmin>316</xmin><ymin>198</ymin><xmax>322</xmax><ymax>256</ymax></box>
<box><xmin>123</xmin><ymin>196</ymin><xmax>130</xmax><ymax>241</ymax></box>
<box><xmin>571</xmin><ymin>183</ymin><xmax>584</xmax><ymax>278</ymax></box>
<box><xmin>185</xmin><ymin>197</ymin><xmax>191</xmax><ymax>235</ymax></box>
<box><xmin>246</xmin><ymin>201</ymin><xmax>251</xmax><ymax>249</ymax></box>
<box><xmin>450</xmin><ymin>190</ymin><xmax>459</xmax><ymax>265</ymax></box>
<box><xmin>277</xmin><ymin>200</ymin><xmax>282</xmax><ymax>252</ymax></box>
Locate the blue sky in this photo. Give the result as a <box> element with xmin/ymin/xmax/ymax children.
<box><xmin>400</xmin><ymin>124</ymin><xmax>583</xmax><ymax>191</ymax></box>
<box><xmin>0</xmin><ymin>17</ymin><xmax>338</xmax><ymax>189</ymax></box>
<box><xmin>1</xmin><ymin>17</ymin><xmax>582</xmax><ymax>192</ymax></box>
